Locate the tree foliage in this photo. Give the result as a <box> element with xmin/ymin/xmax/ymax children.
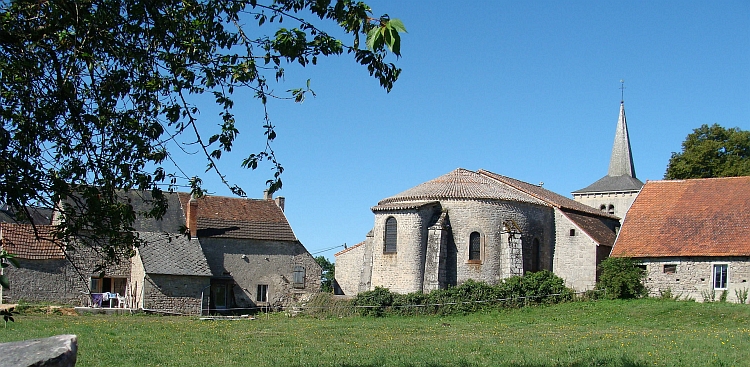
<box><xmin>0</xmin><ymin>0</ymin><xmax>404</xmax><ymax>265</ymax></box>
<box><xmin>665</xmin><ymin>124</ymin><xmax>750</xmax><ymax>179</ymax></box>
<box><xmin>314</xmin><ymin>255</ymin><xmax>335</xmax><ymax>293</ymax></box>
<box><xmin>597</xmin><ymin>257</ymin><xmax>646</xmax><ymax>300</ymax></box>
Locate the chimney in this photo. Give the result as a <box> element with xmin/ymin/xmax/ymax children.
<box><xmin>263</xmin><ymin>190</ymin><xmax>271</xmax><ymax>200</ymax></box>
<box><xmin>187</xmin><ymin>195</ymin><xmax>198</xmax><ymax>238</ymax></box>
<box><xmin>274</xmin><ymin>196</ymin><xmax>285</xmax><ymax>212</ymax></box>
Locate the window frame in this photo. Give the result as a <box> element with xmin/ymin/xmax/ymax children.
<box><xmin>468</xmin><ymin>231</ymin><xmax>481</xmax><ymax>263</ymax></box>
<box><xmin>384</xmin><ymin>216</ymin><xmax>398</xmax><ymax>253</ymax></box>
<box><xmin>713</xmin><ymin>264</ymin><xmax>728</xmax><ymax>290</ymax></box>
<box><xmin>663</xmin><ymin>264</ymin><xmax>677</xmax><ymax>274</ymax></box>
<box><xmin>256</xmin><ymin>284</ymin><xmax>269</xmax><ymax>302</ymax></box>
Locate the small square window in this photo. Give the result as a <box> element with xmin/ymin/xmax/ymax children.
<box><xmin>663</xmin><ymin>264</ymin><xmax>676</xmax><ymax>274</ymax></box>
<box><xmin>569</xmin><ymin>229</ymin><xmax>576</xmax><ymax>236</ymax></box>
<box><xmin>636</xmin><ymin>265</ymin><xmax>647</xmax><ymax>271</ymax></box>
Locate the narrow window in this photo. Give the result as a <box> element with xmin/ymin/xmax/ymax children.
<box><xmin>531</xmin><ymin>238</ymin><xmax>541</xmax><ymax>272</ymax></box>
<box><xmin>384</xmin><ymin>217</ymin><xmax>397</xmax><ymax>253</ymax></box>
<box><xmin>599</xmin><ymin>204</ymin><xmax>607</xmax><ymax>211</ymax></box>
<box><xmin>293</xmin><ymin>266</ymin><xmax>305</xmax><ymax>289</ymax></box>
<box><xmin>713</xmin><ymin>264</ymin><xmax>728</xmax><ymax>290</ymax></box>
<box><xmin>607</xmin><ymin>204</ymin><xmax>615</xmax><ymax>215</ymax></box>
<box><xmin>569</xmin><ymin>229</ymin><xmax>576</xmax><ymax>236</ymax></box>
<box><xmin>663</xmin><ymin>264</ymin><xmax>677</xmax><ymax>274</ymax></box>
<box><xmin>468</xmin><ymin>232</ymin><xmax>481</xmax><ymax>261</ymax></box>
<box><xmin>257</xmin><ymin>284</ymin><xmax>268</xmax><ymax>302</ymax></box>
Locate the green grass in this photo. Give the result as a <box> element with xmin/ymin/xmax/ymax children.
<box><xmin>1</xmin><ymin>299</ymin><xmax>748</xmax><ymax>366</ymax></box>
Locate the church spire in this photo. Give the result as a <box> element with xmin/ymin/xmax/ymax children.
<box><xmin>607</xmin><ymin>101</ymin><xmax>637</xmax><ymax>178</ymax></box>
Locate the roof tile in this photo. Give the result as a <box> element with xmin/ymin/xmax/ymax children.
<box><xmin>0</xmin><ymin>224</ymin><xmax>64</xmax><ymax>260</ymax></box>
<box><xmin>612</xmin><ymin>177</ymin><xmax>750</xmax><ymax>257</ymax></box>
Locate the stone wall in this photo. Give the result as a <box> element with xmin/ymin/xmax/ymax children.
<box><xmin>142</xmin><ymin>274</ymin><xmax>209</xmax><ymax>314</ymax></box>
<box><xmin>552</xmin><ymin>210</ymin><xmax>599</xmax><ymax>291</ymax></box>
<box><xmin>4</xmin><ymin>245</ymin><xmax>131</xmax><ymax>305</ymax></box>
<box><xmin>573</xmin><ymin>190</ymin><xmax>639</xmax><ymax>220</ymax></box>
<box><xmin>640</xmin><ymin>257</ymin><xmax>750</xmax><ymax>303</ymax></box>
<box><xmin>362</xmin><ymin>199</ymin><xmax>555</xmax><ymax>295</ymax></box>
<box><xmin>199</xmin><ymin>238</ymin><xmax>321</xmax><ymax>308</ymax></box>
<box><xmin>334</xmin><ymin>242</ymin><xmax>367</xmax><ymax>296</ymax></box>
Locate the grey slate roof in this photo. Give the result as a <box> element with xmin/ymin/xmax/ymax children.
<box><xmin>574</xmin><ymin>102</ymin><xmax>643</xmax><ymax>194</ymax></box>
<box><xmin>0</xmin><ymin>205</ymin><xmax>53</xmax><ymax>225</ymax></box>
<box><xmin>121</xmin><ymin>191</ymin><xmax>187</xmax><ymax>233</ymax></box>
<box><xmin>376</xmin><ymin>168</ymin><xmax>547</xmax><ymax>207</ymax></box>
<box><xmin>608</xmin><ymin>102</ymin><xmax>637</xmax><ymax>178</ymax></box>
<box><xmin>137</xmin><ymin>231</ymin><xmax>211</xmax><ymax>276</ymax></box>
<box><xmin>572</xmin><ymin>175</ymin><xmax>644</xmax><ymax>194</ymax></box>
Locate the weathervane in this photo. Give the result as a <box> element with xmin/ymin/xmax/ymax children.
<box><xmin>620</xmin><ymin>79</ymin><xmax>625</xmax><ymax>103</ymax></box>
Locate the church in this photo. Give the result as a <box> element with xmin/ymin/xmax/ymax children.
<box><xmin>335</xmin><ymin>101</ymin><xmax>642</xmax><ymax>295</ymax></box>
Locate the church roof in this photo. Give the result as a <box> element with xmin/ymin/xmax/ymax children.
<box><xmin>608</xmin><ymin>102</ymin><xmax>637</xmax><ymax>178</ymax></box>
<box><xmin>611</xmin><ymin>177</ymin><xmax>750</xmax><ymax>258</ymax></box>
<box><xmin>574</xmin><ymin>102</ymin><xmax>643</xmax><ymax>194</ymax></box>
<box><xmin>572</xmin><ymin>174</ymin><xmax>644</xmax><ymax>194</ymax></box>
<box><xmin>479</xmin><ymin>170</ymin><xmax>620</xmax><ymax>219</ymax></box>
<box><xmin>560</xmin><ymin>210</ymin><xmax>617</xmax><ymax>246</ymax></box>
<box><xmin>376</xmin><ymin>168</ymin><xmax>547</xmax><ymax>207</ymax></box>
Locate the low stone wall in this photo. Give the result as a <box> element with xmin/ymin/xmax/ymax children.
<box><xmin>640</xmin><ymin>257</ymin><xmax>750</xmax><ymax>303</ymax></box>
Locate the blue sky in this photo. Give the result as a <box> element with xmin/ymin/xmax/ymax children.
<box><xmin>171</xmin><ymin>1</ymin><xmax>749</xmax><ymax>261</ymax></box>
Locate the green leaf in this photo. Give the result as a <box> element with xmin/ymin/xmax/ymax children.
<box><xmin>0</xmin><ymin>275</ymin><xmax>9</xmax><ymax>290</ymax></box>
<box><xmin>388</xmin><ymin>19</ymin><xmax>407</xmax><ymax>33</ymax></box>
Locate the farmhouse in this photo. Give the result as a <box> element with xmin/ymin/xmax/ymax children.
<box><xmin>335</xmin><ymin>168</ymin><xmax>620</xmax><ymax>295</ymax></box>
<box><xmin>0</xmin><ymin>191</ymin><xmax>320</xmax><ymax>314</ymax></box>
<box><xmin>610</xmin><ymin>177</ymin><xmax>750</xmax><ymax>303</ymax></box>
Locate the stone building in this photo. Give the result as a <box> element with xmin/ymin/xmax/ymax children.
<box><xmin>0</xmin><ymin>191</ymin><xmax>320</xmax><ymax>314</ymax></box>
<box><xmin>335</xmin><ymin>168</ymin><xmax>620</xmax><ymax>295</ymax></box>
<box><xmin>572</xmin><ymin>101</ymin><xmax>643</xmax><ymax>219</ymax></box>
<box><xmin>610</xmin><ymin>177</ymin><xmax>750</xmax><ymax>303</ymax></box>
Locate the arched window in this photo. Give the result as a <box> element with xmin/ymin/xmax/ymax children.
<box><xmin>607</xmin><ymin>204</ymin><xmax>615</xmax><ymax>215</ymax></box>
<box><xmin>531</xmin><ymin>238</ymin><xmax>541</xmax><ymax>272</ymax></box>
<box><xmin>384</xmin><ymin>217</ymin><xmax>397</xmax><ymax>253</ymax></box>
<box><xmin>469</xmin><ymin>232</ymin><xmax>481</xmax><ymax>261</ymax></box>
<box><xmin>599</xmin><ymin>204</ymin><xmax>607</xmax><ymax>211</ymax></box>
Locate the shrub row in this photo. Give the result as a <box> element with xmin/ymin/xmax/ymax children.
<box><xmin>351</xmin><ymin>270</ymin><xmax>573</xmax><ymax>316</ymax></box>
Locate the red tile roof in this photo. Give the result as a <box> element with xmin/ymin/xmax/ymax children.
<box><xmin>0</xmin><ymin>223</ymin><xmax>65</xmax><ymax>260</ymax></box>
<box><xmin>177</xmin><ymin>193</ymin><xmax>297</xmax><ymax>241</ymax></box>
<box><xmin>611</xmin><ymin>177</ymin><xmax>750</xmax><ymax>257</ymax></box>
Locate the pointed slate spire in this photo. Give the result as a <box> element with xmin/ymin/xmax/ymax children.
<box><xmin>607</xmin><ymin>102</ymin><xmax>637</xmax><ymax>178</ymax></box>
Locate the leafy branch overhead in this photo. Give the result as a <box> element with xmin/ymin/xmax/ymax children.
<box><xmin>0</xmin><ymin>0</ymin><xmax>404</xmax><ymax>265</ymax></box>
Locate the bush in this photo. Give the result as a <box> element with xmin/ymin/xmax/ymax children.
<box><xmin>522</xmin><ymin>270</ymin><xmax>573</xmax><ymax>304</ymax></box>
<box><xmin>352</xmin><ymin>287</ymin><xmax>393</xmax><ymax>316</ymax></box>
<box><xmin>596</xmin><ymin>257</ymin><xmax>646</xmax><ymax>299</ymax></box>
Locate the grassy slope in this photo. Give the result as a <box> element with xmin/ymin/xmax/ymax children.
<box><xmin>0</xmin><ymin>299</ymin><xmax>748</xmax><ymax>367</ymax></box>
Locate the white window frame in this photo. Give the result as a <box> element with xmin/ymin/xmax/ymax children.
<box><xmin>712</xmin><ymin>264</ymin><xmax>729</xmax><ymax>290</ymax></box>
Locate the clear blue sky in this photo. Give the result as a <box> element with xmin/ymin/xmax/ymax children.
<box><xmin>170</xmin><ymin>1</ymin><xmax>749</xmax><ymax>261</ymax></box>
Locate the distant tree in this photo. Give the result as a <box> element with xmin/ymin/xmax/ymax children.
<box><xmin>597</xmin><ymin>257</ymin><xmax>646</xmax><ymax>299</ymax></box>
<box><xmin>0</xmin><ymin>0</ymin><xmax>404</xmax><ymax>267</ymax></box>
<box><xmin>315</xmin><ymin>256</ymin><xmax>335</xmax><ymax>293</ymax></box>
<box><xmin>665</xmin><ymin>124</ymin><xmax>750</xmax><ymax>179</ymax></box>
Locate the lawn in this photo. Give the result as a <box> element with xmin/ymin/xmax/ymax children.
<box><xmin>0</xmin><ymin>299</ymin><xmax>748</xmax><ymax>366</ymax></box>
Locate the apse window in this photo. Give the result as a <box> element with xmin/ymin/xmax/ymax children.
<box><xmin>257</xmin><ymin>284</ymin><xmax>268</xmax><ymax>302</ymax></box>
<box><xmin>663</xmin><ymin>264</ymin><xmax>677</xmax><ymax>274</ymax></box>
<box><xmin>384</xmin><ymin>217</ymin><xmax>398</xmax><ymax>253</ymax></box>
<box><xmin>468</xmin><ymin>232</ymin><xmax>481</xmax><ymax>261</ymax></box>
<box><xmin>713</xmin><ymin>264</ymin><xmax>728</xmax><ymax>290</ymax></box>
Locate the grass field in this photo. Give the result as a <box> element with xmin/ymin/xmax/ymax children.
<box><xmin>0</xmin><ymin>299</ymin><xmax>748</xmax><ymax>366</ymax></box>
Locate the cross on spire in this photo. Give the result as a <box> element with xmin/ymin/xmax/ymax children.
<box><xmin>620</xmin><ymin>79</ymin><xmax>625</xmax><ymax>103</ymax></box>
